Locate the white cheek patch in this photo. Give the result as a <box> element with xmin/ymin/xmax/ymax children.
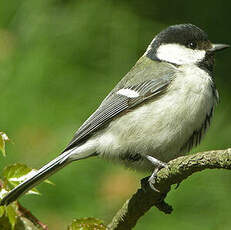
<box><xmin>116</xmin><ymin>89</ymin><xmax>140</xmax><ymax>98</ymax></box>
<box><xmin>156</xmin><ymin>43</ymin><xmax>206</xmax><ymax>65</ymax></box>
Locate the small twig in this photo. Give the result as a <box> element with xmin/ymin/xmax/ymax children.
<box><xmin>108</xmin><ymin>148</ymin><xmax>231</xmax><ymax>230</ymax></box>
<box><xmin>17</xmin><ymin>202</ymin><xmax>49</xmax><ymax>230</ymax></box>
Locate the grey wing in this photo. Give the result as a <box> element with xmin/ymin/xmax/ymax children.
<box><xmin>63</xmin><ymin>76</ymin><xmax>172</xmax><ymax>152</ymax></box>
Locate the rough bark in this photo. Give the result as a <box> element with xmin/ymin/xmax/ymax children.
<box><xmin>108</xmin><ymin>148</ymin><xmax>231</xmax><ymax>230</ymax></box>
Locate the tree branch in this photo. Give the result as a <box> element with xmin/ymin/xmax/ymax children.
<box><xmin>17</xmin><ymin>202</ymin><xmax>49</xmax><ymax>230</ymax></box>
<box><xmin>108</xmin><ymin>148</ymin><xmax>231</xmax><ymax>230</ymax></box>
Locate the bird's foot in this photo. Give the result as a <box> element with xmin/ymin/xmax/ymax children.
<box><xmin>145</xmin><ymin>155</ymin><xmax>168</xmax><ymax>192</ymax></box>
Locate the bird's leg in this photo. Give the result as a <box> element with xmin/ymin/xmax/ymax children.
<box><xmin>145</xmin><ymin>155</ymin><xmax>168</xmax><ymax>192</ymax></box>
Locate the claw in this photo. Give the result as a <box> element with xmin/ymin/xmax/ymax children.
<box><xmin>148</xmin><ymin>163</ymin><xmax>168</xmax><ymax>192</ymax></box>
<box><xmin>148</xmin><ymin>167</ymin><xmax>160</xmax><ymax>192</ymax></box>
<box><xmin>145</xmin><ymin>155</ymin><xmax>168</xmax><ymax>191</ymax></box>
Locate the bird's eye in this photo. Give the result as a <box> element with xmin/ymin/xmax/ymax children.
<box><xmin>187</xmin><ymin>42</ymin><xmax>197</xmax><ymax>49</ymax></box>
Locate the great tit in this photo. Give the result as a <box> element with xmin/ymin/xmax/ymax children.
<box><xmin>1</xmin><ymin>23</ymin><xmax>229</xmax><ymax>206</ymax></box>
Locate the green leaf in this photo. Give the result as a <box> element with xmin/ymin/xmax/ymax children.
<box><xmin>0</xmin><ymin>188</ymin><xmax>8</xmax><ymax>200</ymax></box>
<box><xmin>6</xmin><ymin>204</ymin><xmax>17</xmax><ymax>230</ymax></box>
<box><xmin>3</xmin><ymin>164</ymin><xmax>53</xmax><ymax>195</ymax></box>
<box><xmin>0</xmin><ymin>132</ymin><xmax>9</xmax><ymax>157</ymax></box>
<box><xmin>68</xmin><ymin>218</ymin><xmax>106</xmax><ymax>230</ymax></box>
<box><xmin>0</xmin><ymin>187</ymin><xmax>7</xmax><ymax>217</ymax></box>
<box><xmin>0</xmin><ymin>215</ymin><xmax>12</xmax><ymax>230</ymax></box>
<box><xmin>0</xmin><ymin>206</ymin><xmax>5</xmax><ymax>217</ymax></box>
<box><xmin>27</xmin><ymin>188</ymin><xmax>41</xmax><ymax>196</ymax></box>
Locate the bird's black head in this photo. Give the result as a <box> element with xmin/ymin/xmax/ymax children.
<box><xmin>149</xmin><ymin>24</ymin><xmax>210</xmax><ymax>52</ymax></box>
<box><xmin>146</xmin><ymin>24</ymin><xmax>229</xmax><ymax>73</ymax></box>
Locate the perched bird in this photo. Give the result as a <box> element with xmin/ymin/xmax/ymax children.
<box><xmin>1</xmin><ymin>24</ymin><xmax>229</xmax><ymax>206</ymax></box>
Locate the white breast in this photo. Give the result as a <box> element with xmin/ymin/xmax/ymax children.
<box><xmin>93</xmin><ymin>64</ymin><xmax>216</xmax><ymax>167</ymax></box>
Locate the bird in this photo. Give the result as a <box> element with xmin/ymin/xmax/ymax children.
<box><xmin>0</xmin><ymin>23</ymin><xmax>229</xmax><ymax>206</ymax></box>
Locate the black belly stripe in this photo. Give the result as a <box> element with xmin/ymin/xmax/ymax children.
<box><xmin>120</xmin><ymin>153</ymin><xmax>142</xmax><ymax>162</ymax></box>
<box><xmin>180</xmin><ymin>106</ymin><xmax>214</xmax><ymax>153</ymax></box>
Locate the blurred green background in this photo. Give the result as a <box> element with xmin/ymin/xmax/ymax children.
<box><xmin>0</xmin><ymin>0</ymin><xmax>230</xmax><ymax>229</ymax></box>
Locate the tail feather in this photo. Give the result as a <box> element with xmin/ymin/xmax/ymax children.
<box><xmin>1</xmin><ymin>151</ymin><xmax>72</xmax><ymax>206</ymax></box>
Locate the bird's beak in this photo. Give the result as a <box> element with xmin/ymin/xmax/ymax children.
<box><xmin>208</xmin><ymin>43</ymin><xmax>230</xmax><ymax>53</ymax></box>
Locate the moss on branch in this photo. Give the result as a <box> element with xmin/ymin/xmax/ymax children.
<box><xmin>108</xmin><ymin>148</ymin><xmax>231</xmax><ymax>230</ymax></box>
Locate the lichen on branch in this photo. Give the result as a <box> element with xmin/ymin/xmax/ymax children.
<box><xmin>108</xmin><ymin>148</ymin><xmax>231</xmax><ymax>230</ymax></box>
